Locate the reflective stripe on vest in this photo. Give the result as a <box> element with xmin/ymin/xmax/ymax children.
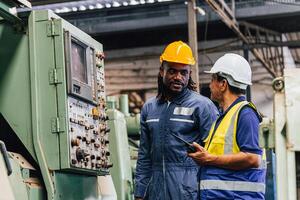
<box><xmin>223</xmin><ymin>101</ymin><xmax>246</xmax><ymax>154</ymax></box>
<box><xmin>200</xmin><ymin>180</ymin><xmax>265</xmax><ymax>193</ymax></box>
<box><xmin>204</xmin><ymin>101</ymin><xmax>249</xmax><ymax>155</ymax></box>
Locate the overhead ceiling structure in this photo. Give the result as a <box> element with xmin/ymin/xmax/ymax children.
<box><xmin>23</xmin><ymin>0</ymin><xmax>300</xmax><ymax>34</ymax></box>
<box><xmin>204</xmin><ymin>0</ymin><xmax>287</xmax><ymax>77</ymax></box>
<box><xmin>286</xmin><ymin>32</ymin><xmax>300</xmax><ymax>65</ymax></box>
<box><xmin>21</xmin><ymin>0</ymin><xmax>300</xmax><ymax>75</ymax></box>
<box><xmin>24</xmin><ymin>0</ymin><xmax>176</xmax><ymax>13</ymax></box>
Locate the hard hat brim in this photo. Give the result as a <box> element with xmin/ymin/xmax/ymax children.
<box><xmin>160</xmin><ymin>56</ymin><xmax>195</xmax><ymax>65</ymax></box>
<box><xmin>203</xmin><ymin>70</ymin><xmax>215</xmax><ymax>74</ymax></box>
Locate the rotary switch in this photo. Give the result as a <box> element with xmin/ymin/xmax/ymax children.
<box><xmin>76</xmin><ymin>148</ymin><xmax>89</xmax><ymax>161</ymax></box>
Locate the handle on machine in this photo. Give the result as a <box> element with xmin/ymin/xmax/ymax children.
<box><xmin>0</xmin><ymin>141</ymin><xmax>12</xmax><ymax>176</ymax></box>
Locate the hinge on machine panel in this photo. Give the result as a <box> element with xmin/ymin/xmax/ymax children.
<box><xmin>51</xmin><ymin>117</ymin><xmax>65</xmax><ymax>133</ymax></box>
<box><xmin>49</xmin><ymin>68</ymin><xmax>63</xmax><ymax>85</ymax></box>
<box><xmin>47</xmin><ymin>19</ymin><xmax>61</xmax><ymax>37</ymax></box>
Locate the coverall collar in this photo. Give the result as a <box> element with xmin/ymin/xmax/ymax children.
<box><xmin>158</xmin><ymin>88</ymin><xmax>190</xmax><ymax>105</ymax></box>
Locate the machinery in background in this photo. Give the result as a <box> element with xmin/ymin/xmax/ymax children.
<box><xmin>259</xmin><ymin>68</ymin><xmax>300</xmax><ymax>200</ymax></box>
<box><xmin>106</xmin><ymin>94</ymin><xmax>140</xmax><ymax>200</ymax></box>
<box><xmin>0</xmin><ymin>0</ymin><xmax>116</xmax><ymax>199</ymax></box>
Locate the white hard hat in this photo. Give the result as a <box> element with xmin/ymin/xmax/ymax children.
<box><xmin>205</xmin><ymin>53</ymin><xmax>252</xmax><ymax>90</ymax></box>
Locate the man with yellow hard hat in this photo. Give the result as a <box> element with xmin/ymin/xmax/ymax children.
<box><xmin>134</xmin><ymin>41</ymin><xmax>218</xmax><ymax>200</ymax></box>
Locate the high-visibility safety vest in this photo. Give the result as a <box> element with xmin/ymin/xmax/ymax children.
<box><xmin>200</xmin><ymin>101</ymin><xmax>266</xmax><ymax>200</ymax></box>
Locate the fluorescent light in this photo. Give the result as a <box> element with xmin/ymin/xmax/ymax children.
<box><xmin>96</xmin><ymin>3</ymin><xmax>103</xmax><ymax>8</ymax></box>
<box><xmin>130</xmin><ymin>0</ymin><xmax>139</xmax><ymax>5</ymax></box>
<box><xmin>113</xmin><ymin>1</ymin><xmax>121</xmax><ymax>7</ymax></box>
<box><xmin>79</xmin><ymin>5</ymin><xmax>86</xmax><ymax>10</ymax></box>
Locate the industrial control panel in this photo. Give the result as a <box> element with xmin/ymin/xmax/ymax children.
<box><xmin>64</xmin><ymin>32</ymin><xmax>112</xmax><ymax>171</ymax></box>
<box><xmin>0</xmin><ymin>9</ymin><xmax>116</xmax><ymax>199</ymax></box>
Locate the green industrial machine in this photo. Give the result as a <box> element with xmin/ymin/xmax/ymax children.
<box><xmin>0</xmin><ymin>1</ymin><xmax>116</xmax><ymax>199</ymax></box>
<box><xmin>259</xmin><ymin>68</ymin><xmax>300</xmax><ymax>200</ymax></box>
<box><xmin>106</xmin><ymin>95</ymin><xmax>140</xmax><ymax>200</ymax></box>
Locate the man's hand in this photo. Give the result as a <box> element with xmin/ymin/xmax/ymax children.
<box><xmin>187</xmin><ymin>142</ymin><xmax>217</xmax><ymax>165</ymax></box>
<box><xmin>188</xmin><ymin>142</ymin><xmax>261</xmax><ymax>170</ymax></box>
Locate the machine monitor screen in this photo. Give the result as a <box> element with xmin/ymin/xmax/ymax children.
<box><xmin>71</xmin><ymin>41</ymin><xmax>88</xmax><ymax>84</ymax></box>
<box><xmin>65</xmin><ymin>31</ymin><xmax>95</xmax><ymax>103</ymax></box>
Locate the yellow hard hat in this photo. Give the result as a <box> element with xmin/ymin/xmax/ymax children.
<box><xmin>160</xmin><ymin>41</ymin><xmax>195</xmax><ymax>65</ymax></box>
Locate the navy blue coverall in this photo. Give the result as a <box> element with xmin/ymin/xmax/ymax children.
<box><xmin>134</xmin><ymin>88</ymin><xmax>218</xmax><ymax>200</ymax></box>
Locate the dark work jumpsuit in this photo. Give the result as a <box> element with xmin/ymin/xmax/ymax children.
<box><xmin>134</xmin><ymin>88</ymin><xmax>219</xmax><ymax>200</ymax></box>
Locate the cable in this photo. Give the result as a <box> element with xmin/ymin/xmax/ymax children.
<box><xmin>202</xmin><ymin>10</ymin><xmax>213</xmax><ymax>64</ymax></box>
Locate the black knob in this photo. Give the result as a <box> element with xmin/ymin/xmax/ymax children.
<box><xmin>100</xmin><ymin>138</ymin><xmax>104</xmax><ymax>143</ymax></box>
<box><xmin>71</xmin><ymin>159</ymin><xmax>77</xmax><ymax>165</ymax></box>
<box><xmin>75</xmin><ymin>148</ymin><xmax>85</xmax><ymax>161</ymax></box>
<box><xmin>96</xmin><ymin>163</ymin><xmax>101</xmax><ymax>168</ymax></box>
<box><xmin>106</xmin><ymin>163</ymin><xmax>113</xmax><ymax>168</ymax></box>
<box><xmin>93</xmin><ymin>130</ymin><xmax>99</xmax><ymax>135</ymax></box>
<box><xmin>105</xmin><ymin>128</ymin><xmax>110</xmax><ymax>133</ymax></box>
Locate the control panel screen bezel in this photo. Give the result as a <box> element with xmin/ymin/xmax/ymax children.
<box><xmin>64</xmin><ymin>31</ymin><xmax>96</xmax><ymax>103</ymax></box>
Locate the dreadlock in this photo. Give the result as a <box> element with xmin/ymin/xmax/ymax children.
<box><xmin>157</xmin><ymin>64</ymin><xmax>197</xmax><ymax>101</ymax></box>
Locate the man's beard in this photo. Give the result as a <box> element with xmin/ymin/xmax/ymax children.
<box><xmin>163</xmin><ymin>82</ymin><xmax>186</xmax><ymax>96</ymax></box>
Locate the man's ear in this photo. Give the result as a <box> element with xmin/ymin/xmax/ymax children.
<box><xmin>220</xmin><ymin>80</ymin><xmax>228</xmax><ymax>92</ymax></box>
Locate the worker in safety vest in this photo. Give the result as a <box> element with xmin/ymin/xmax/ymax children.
<box><xmin>188</xmin><ymin>53</ymin><xmax>266</xmax><ymax>199</ymax></box>
<box><xmin>134</xmin><ymin>41</ymin><xmax>218</xmax><ymax>200</ymax></box>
